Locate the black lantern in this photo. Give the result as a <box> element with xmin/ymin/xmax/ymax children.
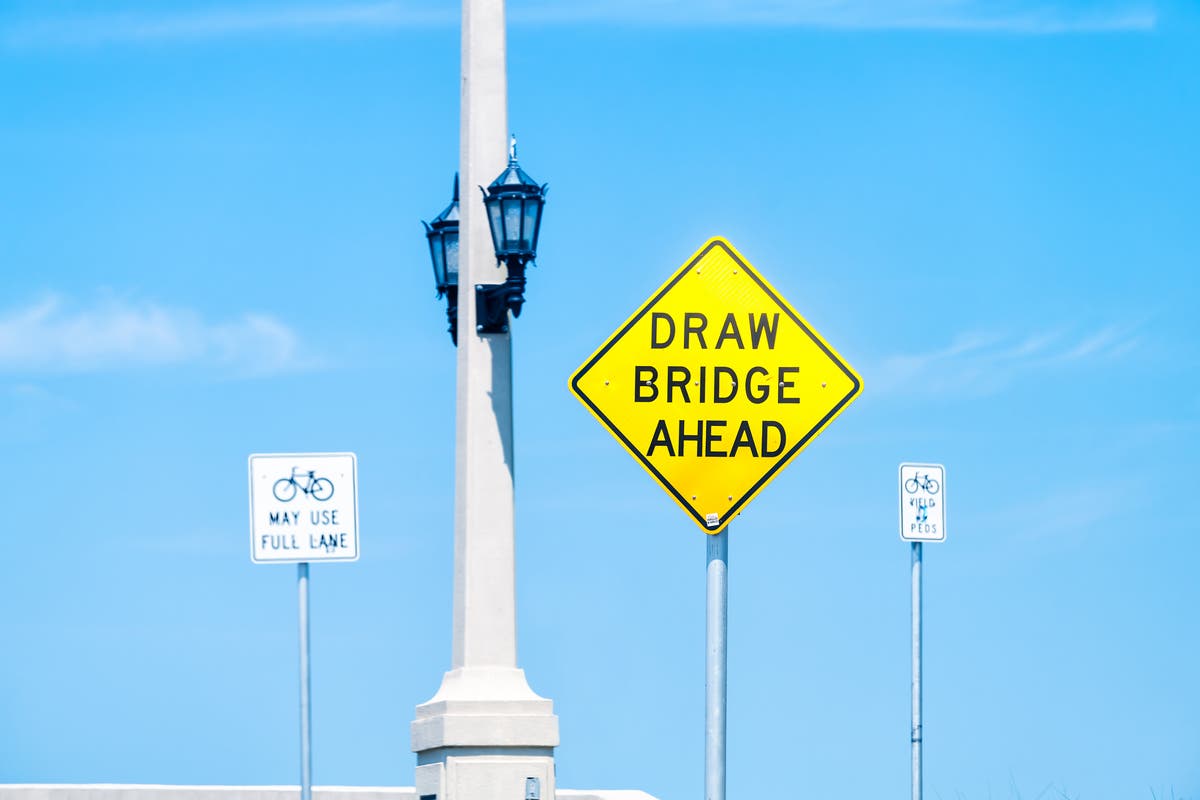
<box><xmin>423</xmin><ymin>174</ymin><xmax>460</xmax><ymax>344</ymax></box>
<box><xmin>477</xmin><ymin>137</ymin><xmax>547</xmax><ymax>332</ymax></box>
<box><xmin>482</xmin><ymin>140</ymin><xmax>546</xmax><ymax>266</ymax></box>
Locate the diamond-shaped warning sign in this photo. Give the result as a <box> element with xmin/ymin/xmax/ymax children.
<box><xmin>570</xmin><ymin>237</ymin><xmax>862</xmax><ymax>534</ymax></box>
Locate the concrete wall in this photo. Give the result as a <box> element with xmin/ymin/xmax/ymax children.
<box><xmin>0</xmin><ymin>788</ymin><xmax>414</xmax><ymax>800</ymax></box>
<box><xmin>0</xmin><ymin>787</ymin><xmax>655</xmax><ymax>800</ymax></box>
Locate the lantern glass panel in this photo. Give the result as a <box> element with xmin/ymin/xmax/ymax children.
<box><xmin>486</xmin><ymin>199</ymin><xmax>504</xmax><ymax>253</ymax></box>
<box><xmin>501</xmin><ymin>196</ymin><xmax>523</xmax><ymax>249</ymax></box>
<box><xmin>428</xmin><ymin>233</ymin><xmax>446</xmax><ymax>288</ymax></box>
<box><xmin>443</xmin><ymin>231</ymin><xmax>459</xmax><ymax>284</ymax></box>
<box><xmin>522</xmin><ymin>198</ymin><xmax>541</xmax><ymax>251</ymax></box>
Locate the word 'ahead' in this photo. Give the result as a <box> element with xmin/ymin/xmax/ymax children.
<box><xmin>570</xmin><ymin>237</ymin><xmax>862</xmax><ymax>534</ymax></box>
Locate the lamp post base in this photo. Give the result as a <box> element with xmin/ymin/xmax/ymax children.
<box><xmin>412</xmin><ymin>667</ymin><xmax>559</xmax><ymax>800</ymax></box>
<box><xmin>412</xmin><ymin>667</ymin><xmax>559</xmax><ymax>751</ymax></box>
<box><xmin>414</xmin><ymin>753</ymin><xmax>555</xmax><ymax>800</ymax></box>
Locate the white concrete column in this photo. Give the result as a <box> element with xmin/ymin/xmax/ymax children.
<box><xmin>412</xmin><ymin>0</ymin><xmax>558</xmax><ymax>795</ymax></box>
<box><xmin>453</xmin><ymin>0</ymin><xmax>515</xmax><ymax>675</ymax></box>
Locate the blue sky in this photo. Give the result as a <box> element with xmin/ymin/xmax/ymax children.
<box><xmin>1</xmin><ymin>1</ymin><xmax>1198</xmax><ymax>798</ymax></box>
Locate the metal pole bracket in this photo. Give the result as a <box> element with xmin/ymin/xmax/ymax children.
<box><xmin>474</xmin><ymin>263</ymin><xmax>527</xmax><ymax>335</ymax></box>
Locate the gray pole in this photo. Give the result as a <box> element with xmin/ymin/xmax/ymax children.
<box><xmin>911</xmin><ymin>542</ymin><xmax>922</xmax><ymax>800</ymax></box>
<box><xmin>706</xmin><ymin>528</ymin><xmax>728</xmax><ymax>800</ymax></box>
<box><xmin>298</xmin><ymin>562</ymin><xmax>312</xmax><ymax>800</ymax></box>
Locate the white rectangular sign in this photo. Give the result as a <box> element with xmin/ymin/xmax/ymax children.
<box><xmin>249</xmin><ymin>452</ymin><xmax>359</xmax><ymax>563</ymax></box>
<box><xmin>899</xmin><ymin>462</ymin><xmax>945</xmax><ymax>542</ymax></box>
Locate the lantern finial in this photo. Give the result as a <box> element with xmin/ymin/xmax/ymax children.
<box><xmin>509</xmin><ymin>134</ymin><xmax>517</xmax><ymax>163</ymax></box>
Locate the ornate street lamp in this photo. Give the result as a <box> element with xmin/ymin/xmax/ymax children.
<box><xmin>423</xmin><ymin>174</ymin><xmax>460</xmax><ymax>344</ymax></box>
<box><xmin>476</xmin><ymin>136</ymin><xmax>547</xmax><ymax>333</ymax></box>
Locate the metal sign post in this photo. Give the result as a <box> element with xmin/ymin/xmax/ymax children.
<box><xmin>706</xmin><ymin>528</ymin><xmax>728</xmax><ymax>800</ymax></box>
<box><xmin>910</xmin><ymin>542</ymin><xmax>922</xmax><ymax>800</ymax></box>
<box><xmin>298</xmin><ymin>562</ymin><xmax>313</xmax><ymax>800</ymax></box>
<box><xmin>570</xmin><ymin>239</ymin><xmax>865</xmax><ymax>800</ymax></box>
<box><xmin>899</xmin><ymin>462</ymin><xmax>945</xmax><ymax>800</ymax></box>
<box><xmin>249</xmin><ymin>452</ymin><xmax>360</xmax><ymax>800</ymax></box>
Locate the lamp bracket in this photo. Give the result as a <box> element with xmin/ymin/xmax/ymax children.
<box><xmin>475</xmin><ymin>283</ymin><xmax>510</xmax><ymax>334</ymax></box>
<box><xmin>474</xmin><ymin>261</ymin><xmax>528</xmax><ymax>335</ymax></box>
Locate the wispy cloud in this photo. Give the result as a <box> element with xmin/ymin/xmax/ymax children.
<box><xmin>1019</xmin><ymin>483</ymin><xmax>1130</xmax><ymax>539</ymax></box>
<box><xmin>0</xmin><ymin>294</ymin><xmax>313</xmax><ymax>376</ymax></box>
<box><xmin>1</xmin><ymin>2</ymin><xmax>452</xmax><ymax>48</ymax></box>
<box><xmin>976</xmin><ymin>480</ymin><xmax>1136</xmax><ymax>544</ymax></box>
<box><xmin>0</xmin><ymin>382</ymin><xmax>78</xmax><ymax>442</ymax></box>
<box><xmin>0</xmin><ymin>0</ymin><xmax>1157</xmax><ymax>48</ymax></box>
<box><xmin>871</xmin><ymin>323</ymin><xmax>1143</xmax><ymax>396</ymax></box>
<box><xmin>123</xmin><ymin>530</ymin><xmax>243</xmax><ymax>557</ymax></box>
<box><xmin>513</xmin><ymin>0</ymin><xmax>1158</xmax><ymax>32</ymax></box>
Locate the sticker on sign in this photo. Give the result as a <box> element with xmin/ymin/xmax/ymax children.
<box><xmin>899</xmin><ymin>462</ymin><xmax>945</xmax><ymax>542</ymax></box>
<box><xmin>249</xmin><ymin>452</ymin><xmax>359</xmax><ymax>563</ymax></box>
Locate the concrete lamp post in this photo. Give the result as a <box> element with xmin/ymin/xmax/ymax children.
<box><xmin>411</xmin><ymin>1</ymin><xmax>558</xmax><ymax>793</ymax></box>
<box><xmin>415</xmin><ymin>130</ymin><xmax>661</xmax><ymax>798</ymax></box>
<box><xmin>412</xmin><ymin>3</ymin><xmax>648</xmax><ymax>799</ymax></box>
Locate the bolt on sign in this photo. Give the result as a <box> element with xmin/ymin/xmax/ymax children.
<box><xmin>570</xmin><ymin>237</ymin><xmax>862</xmax><ymax>534</ymax></box>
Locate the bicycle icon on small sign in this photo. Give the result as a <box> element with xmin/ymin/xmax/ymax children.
<box><xmin>273</xmin><ymin>467</ymin><xmax>334</xmax><ymax>502</ymax></box>
<box><xmin>904</xmin><ymin>472</ymin><xmax>940</xmax><ymax>495</ymax></box>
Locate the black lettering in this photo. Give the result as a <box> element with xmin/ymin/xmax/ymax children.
<box><xmin>634</xmin><ymin>366</ymin><xmax>659</xmax><ymax>402</ymax></box>
<box><xmin>684</xmin><ymin>313</ymin><xmax>708</xmax><ymax>349</ymax></box>
<box><xmin>713</xmin><ymin>366</ymin><xmax>737</xmax><ymax>403</ymax></box>
<box><xmin>651</xmin><ymin>313</ymin><xmax>675</xmax><ymax>348</ymax></box>
<box><xmin>778</xmin><ymin>366</ymin><xmax>800</xmax><ymax>403</ymax></box>
<box><xmin>647</xmin><ymin>420</ymin><xmax>675</xmax><ymax>457</ymax></box>
<box><xmin>715</xmin><ymin>313</ymin><xmax>745</xmax><ymax>349</ymax></box>
<box><xmin>667</xmin><ymin>366</ymin><xmax>691</xmax><ymax>402</ymax></box>
<box><xmin>729</xmin><ymin>421</ymin><xmax>759</xmax><ymax>457</ymax></box>
<box><xmin>678</xmin><ymin>420</ymin><xmax>703</xmax><ymax>457</ymax></box>
<box><xmin>745</xmin><ymin>366</ymin><xmax>770</xmax><ymax>403</ymax></box>
<box><xmin>761</xmin><ymin>421</ymin><xmax>786</xmax><ymax>457</ymax></box>
<box><xmin>705</xmin><ymin>420</ymin><xmax>728</xmax><ymax>457</ymax></box>
<box><xmin>748</xmin><ymin>313</ymin><xmax>779</xmax><ymax>349</ymax></box>
<box><xmin>269</xmin><ymin>511</ymin><xmax>282</xmax><ymax>525</ymax></box>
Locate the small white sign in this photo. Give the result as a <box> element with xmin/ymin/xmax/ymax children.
<box><xmin>249</xmin><ymin>452</ymin><xmax>359</xmax><ymax>563</ymax></box>
<box><xmin>899</xmin><ymin>462</ymin><xmax>945</xmax><ymax>542</ymax></box>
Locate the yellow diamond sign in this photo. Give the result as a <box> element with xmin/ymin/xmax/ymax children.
<box><xmin>570</xmin><ymin>237</ymin><xmax>862</xmax><ymax>534</ymax></box>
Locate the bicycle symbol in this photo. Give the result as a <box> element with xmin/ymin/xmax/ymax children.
<box><xmin>904</xmin><ymin>472</ymin><xmax>940</xmax><ymax>495</ymax></box>
<box><xmin>273</xmin><ymin>468</ymin><xmax>334</xmax><ymax>502</ymax></box>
